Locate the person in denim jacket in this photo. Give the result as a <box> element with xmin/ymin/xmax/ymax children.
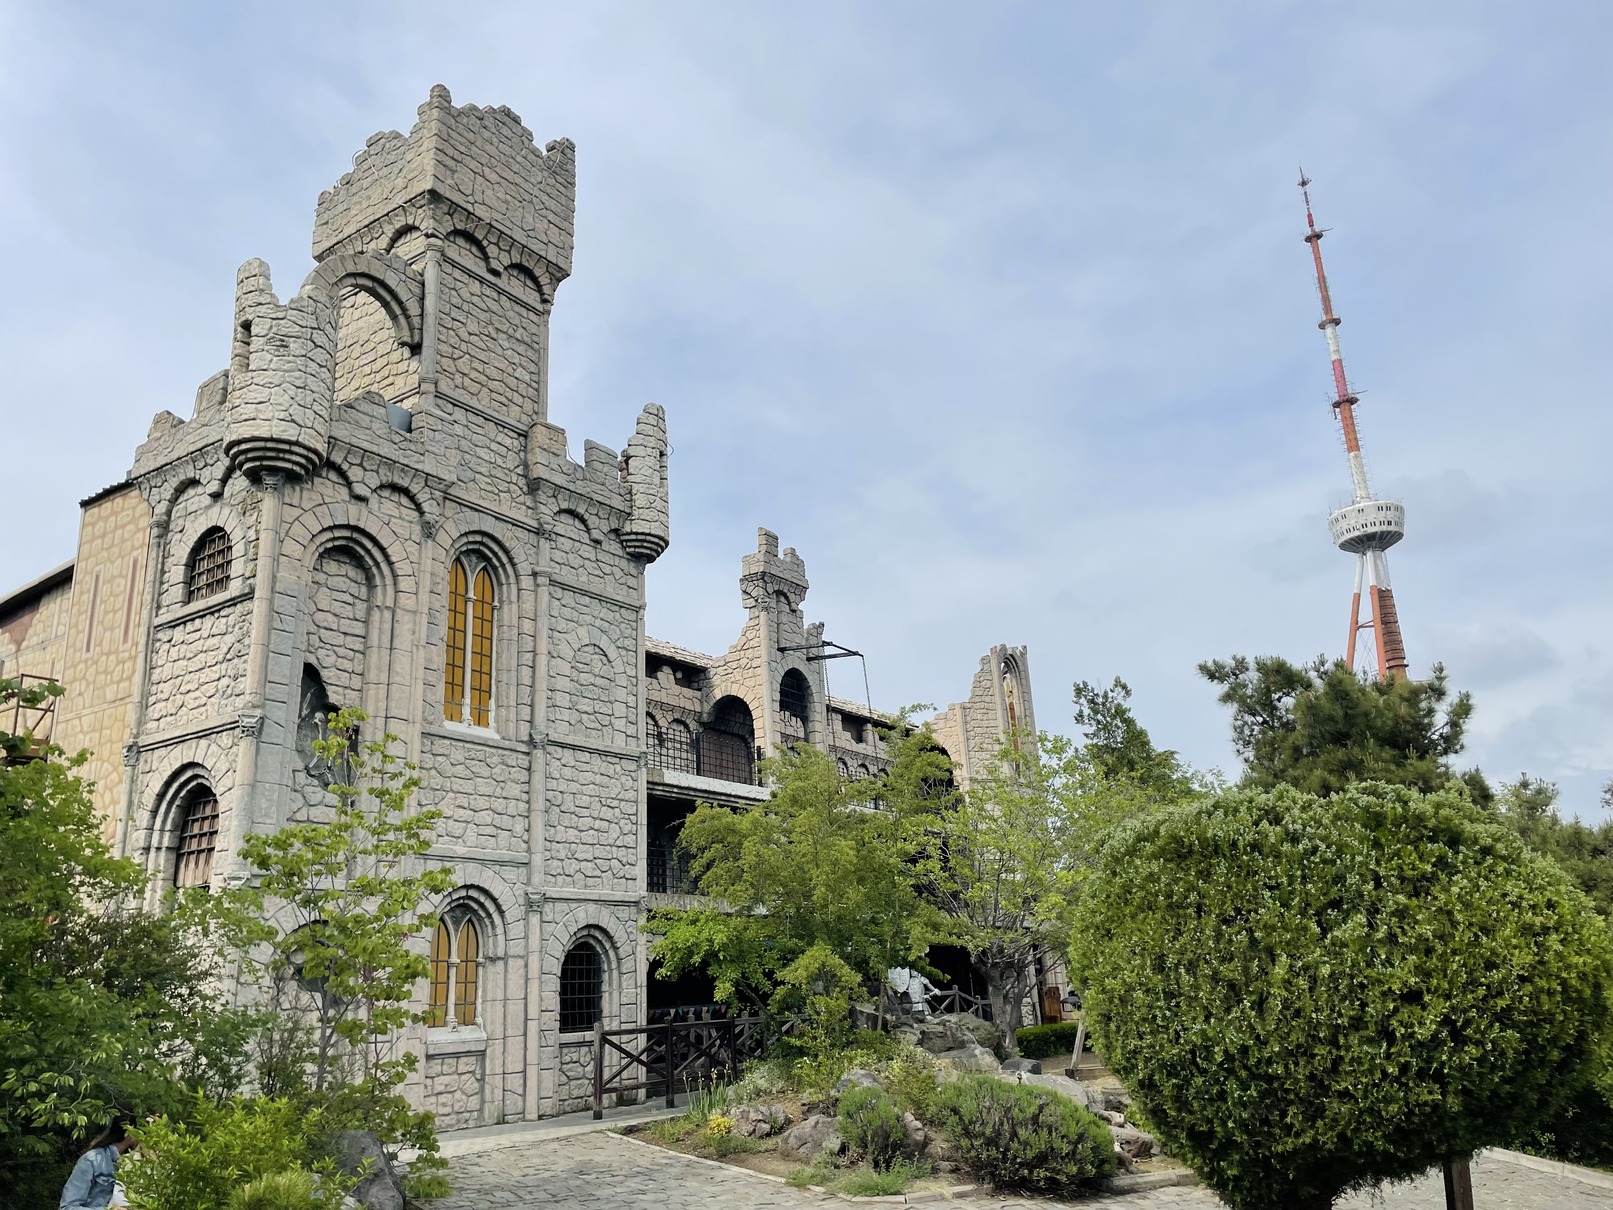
<box><xmin>59</xmin><ymin>1119</ymin><xmax>134</xmax><ymax>1209</ymax></box>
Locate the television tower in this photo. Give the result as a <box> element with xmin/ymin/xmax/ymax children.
<box><xmin>1299</xmin><ymin>172</ymin><xmax>1409</xmax><ymax>681</ymax></box>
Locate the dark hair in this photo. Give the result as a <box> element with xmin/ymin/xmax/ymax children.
<box><xmin>88</xmin><ymin>1119</ymin><xmax>128</xmax><ymax>1150</ymax></box>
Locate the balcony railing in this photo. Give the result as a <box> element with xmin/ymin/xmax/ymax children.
<box><xmin>2</xmin><ymin>673</ymin><xmax>58</xmax><ymax>758</ymax></box>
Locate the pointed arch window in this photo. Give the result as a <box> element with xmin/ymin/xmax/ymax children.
<box><xmin>428</xmin><ymin>912</ymin><xmax>482</xmax><ymax>1028</ymax></box>
<box><xmin>445</xmin><ymin>556</ymin><xmax>496</xmax><ymax>727</ymax></box>
<box><xmin>173</xmin><ymin>785</ymin><xmax>220</xmax><ymax>889</ymax></box>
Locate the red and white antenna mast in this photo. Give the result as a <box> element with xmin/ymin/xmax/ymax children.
<box><xmin>1299</xmin><ymin>171</ymin><xmax>1409</xmax><ymax>680</ymax></box>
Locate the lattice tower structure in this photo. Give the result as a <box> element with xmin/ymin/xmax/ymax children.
<box><xmin>1300</xmin><ymin>173</ymin><xmax>1409</xmax><ymax>680</ymax></box>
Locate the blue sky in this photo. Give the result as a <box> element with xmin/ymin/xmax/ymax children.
<box><xmin>2</xmin><ymin>2</ymin><xmax>1609</xmax><ymax>811</ymax></box>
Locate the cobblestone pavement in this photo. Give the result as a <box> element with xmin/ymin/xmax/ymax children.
<box><xmin>433</xmin><ymin>1132</ymin><xmax>1613</xmax><ymax>1210</ymax></box>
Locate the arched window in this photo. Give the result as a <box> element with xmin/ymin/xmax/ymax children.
<box><xmin>559</xmin><ymin>939</ymin><xmax>604</xmax><ymax>1033</ymax></box>
<box><xmin>186</xmin><ymin>528</ymin><xmax>233</xmax><ymax>602</ymax></box>
<box><xmin>836</xmin><ymin>758</ymin><xmax>849</xmax><ymax>779</ymax></box>
<box><xmin>699</xmin><ymin>697</ymin><xmax>755</xmax><ymax>785</ymax></box>
<box><xmin>173</xmin><ymin>785</ymin><xmax>220</xmax><ymax>888</ymax></box>
<box><xmin>647</xmin><ymin>714</ymin><xmax>698</xmax><ymax>775</ymax></box>
<box><xmin>444</xmin><ymin>555</ymin><xmax>495</xmax><ymax>727</ymax></box>
<box><xmin>779</xmin><ymin>669</ymin><xmax>810</xmax><ymax>744</ymax></box>
<box><xmin>428</xmin><ymin>911</ymin><xmax>482</xmax><ymax>1028</ymax></box>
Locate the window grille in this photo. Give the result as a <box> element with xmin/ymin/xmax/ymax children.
<box><xmin>186</xmin><ymin>528</ymin><xmax>232</xmax><ymax>602</ymax></box>
<box><xmin>173</xmin><ymin>787</ymin><xmax>220</xmax><ymax>888</ymax></box>
<box><xmin>648</xmin><ymin>717</ymin><xmax>698</xmax><ymax>776</ymax></box>
<box><xmin>699</xmin><ymin>730</ymin><xmax>753</xmax><ymax>785</ymax></box>
<box><xmin>836</xmin><ymin>758</ymin><xmax>849</xmax><ymax>779</ymax></box>
<box><xmin>444</xmin><ymin>557</ymin><xmax>495</xmax><ymax>726</ymax></box>
<box><xmin>779</xmin><ymin>670</ymin><xmax>810</xmax><ymax>729</ymax></box>
<box><xmin>559</xmin><ymin>940</ymin><xmax>603</xmax><ymax>1033</ymax></box>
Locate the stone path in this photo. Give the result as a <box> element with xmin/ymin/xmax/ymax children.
<box><xmin>432</xmin><ymin>1132</ymin><xmax>1613</xmax><ymax>1209</ymax></box>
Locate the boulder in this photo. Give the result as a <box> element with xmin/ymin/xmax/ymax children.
<box><xmin>1018</xmin><ymin>1072</ymin><xmax>1099</xmax><ymax>1111</ymax></box>
<box><xmin>730</xmin><ymin>1102</ymin><xmax>791</xmax><ymax>1139</ymax></box>
<box><xmin>916</xmin><ymin>1012</ymin><xmax>998</xmax><ymax>1055</ymax></box>
<box><xmin>331</xmin><ymin>1130</ymin><xmax>404</xmax><ymax>1210</ymax></box>
<box><xmin>833</xmin><ymin>1068</ymin><xmax>882</xmax><ymax>1096</ymax></box>
<box><xmin>1111</xmin><ymin>1125</ymin><xmax>1158</xmax><ymax>1160</ymax></box>
<box><xmin>1099</xmin><ymin>1085</ymin><xmax>1132</xmax><ymax>1115</ymax></box>
<box><xmin>933</xmin><ymin>1043</ymin><xmax>1001</xmax><ymax>1073</ymax></box>
<box><xmin>1100</xmin><ymin>1109</ymin><xmax>1127</xmax><ymax>1127</ymax></box>
<box><xmin>900</xmin><ymin>1110</ymin><xmax>928</xmax><ymax>1157</ymax></box>
<box><xmin>1000</xmin><ymin>1057</ymin><xmax>1042</xmax><ymax>1076</ymax></box>
<box><xmin>778</xmin><ymin>1113</ymin><xmax>845</xmax><ymax>1162</ymax></box>
<box><xmin>934</xmin><ymin>1012</ymin><xmax>1000</xmax><ymax>1050</ymax></box>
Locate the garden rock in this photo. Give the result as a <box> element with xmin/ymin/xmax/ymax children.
<box><xmin>833</xmin><ymin>1068</ymin><xmax>882</xmax><ymax>1096</ymax></box>
<box><xmin>778</xmin><ymin>1113</ymin><xmax>845</xmax><ymax>1161</ymax></box>
<box><xmin>1001</xmin><ymin>1057</ymin><xmax>1042</xmax><ymax>1075</ymax></box>
<box><xmin>1099</xmin><ymin>1085</ymin><xmax>1132</xmax><ymax>1114</ymax></box>
<box><xmin>1112</xmin><ymin>1125</ymin><xmax>1158</xmax><ymax>1160</ymax></box>
<box><xmin>731</xmin><ymin>1102</ymin><xmax>791</xmax><ymax>1139</ymax></box>
<box><xmin>331</xmin><ymin>1130</ymin><xmax>404</xmax><ymax>1210</ymax></box>
<box><xmin>1101</xmin><ymin>1110</ymin><xmax>1126</xmax><ymax>1127</ymax></box>
<box><xmin>934</xmin><ymin>1043</ymin><xmax>1001</xmax><ymax>1073</ymax></box>
<box><xmin>900</xmin><ymin>1110</ymin><xmax>928</xmax><ymax>1157</ymax></box>
<box><xmin>917</xmin><ymin>1012</ymin><xmax>998</xmax><ymax>1055</ymax></box>
<box><xmin>1018</xmin><ymin>1072</ymin><xmax>1099</xmax><ymax>1111</ymax></box>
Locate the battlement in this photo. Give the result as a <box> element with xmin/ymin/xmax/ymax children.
<box><xmin>313</xmin><ymin>84</ymin><xmax>575</xmax><ymax>276</ymax></box>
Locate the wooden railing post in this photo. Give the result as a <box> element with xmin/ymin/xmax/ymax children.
<box><xmin>726</xmin><ymin>1014</ymin><xmax>738</xmax><ymax>1081</ymax></box>
<box><xmin>664</xmin><ymin>1018</ymin><xmax>676</xmax><ymax>1109</ymax></box>
<box><xmin>592</xmin><ymin>1020</ymin><xmax>605</xmax><ymax>1120</ymax></box>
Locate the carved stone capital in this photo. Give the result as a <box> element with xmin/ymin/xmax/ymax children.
<box><xmin>420</xmin><ymin>513</ymin><xmax>439</xmax><ymax>540</ymax></box>
<box><xmin>237</xmin><ymin>711</ymin><xmax>264</xmax><ymax>739</ymax></box>
<box><xmin>122</xmin><ymin>741</ymin><xmax>141</xmax><ymax>767</ymax></box>
<box><xmin>525</xmin><ymin>888</ymin><xmax>546</xmax><ymax>913</ymax></box>
<box><xmin>528</xmin><ymin>730</ymin><xmax>547</xmax><ymax>750</ymax></box>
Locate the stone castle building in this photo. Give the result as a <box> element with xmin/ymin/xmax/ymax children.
<box><xmin>0</xmin><ymin>88</ymin><xmax>1043</xmax><ymax>1127</ymax></box>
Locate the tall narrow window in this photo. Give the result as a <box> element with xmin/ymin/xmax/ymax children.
<box><xmin>427</xmin><ymin>912</ymin><xmax>482</xmax><ymax>1029</ymax></box>
<box><xmin>444</xmin><ymin>556</ymin><xmax>495</xmax><ymax>726</ymax></box>
<box><xmin>173</xmin><ymin>786</ymin><xmax>220</xmax><ymax>889</ymax></box>
<box><xmin>186</xmin><ymin>528</ymin><xmax>233</xmax><ymax>602</ymax></box>
<box><xmin>559</xmin><ymin>940</ymin><xmax>603</xmax><ymax>1033</ymax></box>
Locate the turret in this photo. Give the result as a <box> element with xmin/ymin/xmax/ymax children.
<box><xmin>619</xmin><ymin>404</ymin><xmax>670</xmax><ymax>562</ymax></box>
<box><xmin>222</xmin><ymin>260</ymin><xmax>337</xmax><ymax>483</ymax></box>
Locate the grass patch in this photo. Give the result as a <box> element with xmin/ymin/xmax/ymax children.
<box><xmin>786</xmin><ymin>1158</ymin><xmax>931</xmax><ymax>1196</ymax></box>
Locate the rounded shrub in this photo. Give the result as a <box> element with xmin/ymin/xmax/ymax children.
<box><xmin>929</xmin><ymin>1074</ymin><xmax>1116</xmax><ymax>1193</ymax></box>
<box><xmin>1073</xmin><ymin>782</ymin><xmax>1613</xmax><ymax>1210</ymax></box>
<box><xmin>1015</xmin><ymin>1022</ymin><xmax>1086</xmax><ymax>1061</ymax></box>
<box><xmin>836</xmin><ymin>1085</ymin><xmax>905</xmax><ymax>1172</ymax></box>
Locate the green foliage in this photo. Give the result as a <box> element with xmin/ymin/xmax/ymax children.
<box><xmin>227</xmin><ymin>1169</ymin><xmax>320</xmax><ymax>1210</ymax></box>
<box><xmin>122</xmin><ymin>1096</ymin><xmax>350</xmax><ymax>1210</ymax></box>
<box><xmin>1197</xmin><ymin>655</ymin><xmax>1474</xmax><ymax>797</ymax></box>
<box><xmin>1072</xmin><ymin>677</ymin><xmax>1201</xmax><ymax>798</ymax></box>
<box><xmin>930</xmin><ymin>1074</ymin><xmax>1116</xmax><ymax>1193</ymax></box>
<box><xmin>773</xmin><ymin>944</ymin><xmax>863</xmax><ymax>1059</ymax></box>
<box><xmin>647</xmin><ymin>740</ymin><xmax>939</xmax><ymax>1020</ymax></box>
<box><xmin>908</xmin><ymin>728</ymin><xmax>1168</xmax><ymax>1050</ymax></box>
<box><xmin>1014</xmin><ymin>1022</ymin><xmax>1086</xmax><ymax>1061</ymax></box>
<box><xmin>837</xmin><ymin>1085</ymin><xmax>905</xmax><ymax>1171</ymax></box>
<box><xmin>834</xmin><ymin>1159</ymin><xmax>930</xmax><ymax>1195</ymax></box>
<box><xmin>1073</xmin><ymin>782</ymin><xmax>1613</xmax><ymax>1210</ymax></box>
<box><xmin>790</xmin><ymin>1031</ymin><xmax>901</xmax><ymax>1096</ymax></box>
<box><xmin>0</xmin><ymin>677</ymin><xmax>256</xmax><ymax>1205</ymax></box>
<box><xmin>214</xmin><ymin>708</ymin><xmax>454</xmax><ymax>1098</ymax></box>
<box><xmin>883</xmin><ymin>1047</ymin><xmax>941</xmax><ymax>1118</ymax></box>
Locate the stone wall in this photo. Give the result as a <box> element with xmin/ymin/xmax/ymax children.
<box><xmin>423</xmin><ymin>1049</ymin><xmax>486</xmax><ymax>1131</ymax></box>
<box><xmin>334</xmin><ymin>288</ymin><xmax>417</xmax><ymax>403</ymax></box>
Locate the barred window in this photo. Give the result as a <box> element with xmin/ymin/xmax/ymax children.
<box><xmin>186</xmin><ymin>528</ymin><xmax>232</xmax><ymax>602</ymax></box>
<box><xmin>445</xmin><ymin>556</ymin><xmax>496</xmax><ymax>727</ymax></box>
<box><xmin>559</xmin><ymin>940</ymin><xmax>603</xmax><ymax>1033</ymax></box>
<box><xmin>428</xmin><ymin>912</ymin><xmax>483</xmax><ymax>1028</ymax></box>
<box><xmin>648</xmin><ymin>715</ymin><xmax>698</xmax><ymax>776</ymax></box>
<box><xmin>173</xmin><ymin>786</ymin><xmax>220</xmax><ymax>888</ymax></box>
<box><xmin>779</xmin><ymin>669</ymin><xmax>810</xmax><ymax>743</ymax></box>
<box><xmin>699</xmin><ymin>697</ymin><xmax>756</xmax><ymax>785</ymax></box>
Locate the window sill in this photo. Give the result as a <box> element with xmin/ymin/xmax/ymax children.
<box><xmin>426</xmin><ymin>1024</ymin><xmax>487</xmax><ymax>1056</ymax></box>
<box><xmin>424</xmin><ymin>723</ymin><xmax>525</xmax><ymax>753</ymax></box>
<box><xmin>155</xmin><ymin>586</ymin><xmax>254</xmax><ymax>630</ymax></box>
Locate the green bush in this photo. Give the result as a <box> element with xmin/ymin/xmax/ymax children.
<box><xmin>883</xmin><ymin>1047</ymin><xmax>941</xmax><ymax>1118</ymax></box>
<box><xmin>1073</xmin><ymin>783</ymin><xmax>1613</xmax><ymax>1210</ymax></box>
<box><xmin>837</xmin><ymin>1086</ymin><xmax>905</xmax><ymax>1172</ymax></box>
<box><xmin>1014</xmin><ymin>1022</ymin><xmax>1085</xmax><ymax>1061</ymax></box>
<box><xmin>930</xmin><ymin>1074</ymin><xmax>1115</xmax><ymax>1193</ymax></box>
<box><xmin>228</xmin><ymin>1170</ymin><xmax>321</xmax><ymax>1210</ymax></box>
<box><xmin>121</xmin><ymin>1096</ymin><xmax>349</xmax><ymax>1210</ymax></box>
<box><xmin>836</xmin><ymin>1159</ymin><xmax>930</xmax><ymax>1195</ymax></box>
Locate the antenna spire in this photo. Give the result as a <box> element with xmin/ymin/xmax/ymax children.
<box><xmin>1299</xmin><ymin>174</ymin><xmax>1410</xmax><ymax>681</ymax></box>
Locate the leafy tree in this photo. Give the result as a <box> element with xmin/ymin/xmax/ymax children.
<box><xmin>1073</xmin><ymin>782</ymin><xmax>1613</xmax><ymax>1210</ymax></box>
<box><xmin>0</xmin><ymin>677</ymin><xmax>253</xmax><ymax>1207</ymax></box>
<box><xmin>647</xmin><ymin>739</ymin><xmax>939</xmax><ymax>1030</ymax></box>
<box><xmin>215</xmin><ymin>708</ymin><xmax>454</xmax><ymax>1100</ymax></box>
<box><xmin>1072</xmin><ymin>677</ymin><xmax>1200</xmax><ymax>799</ymax></box>
<box><xmin>1198</xmin><ymin>654</ymin><xmax>1476</xmax><ymax>797</ymax></box>
<box><xmin>909</xmin><ymin>730</ymin><xmax>1163</xmax><ymax>1051</ymax></box>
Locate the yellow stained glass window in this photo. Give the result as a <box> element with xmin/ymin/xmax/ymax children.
<box><xmin>469</xmin><ymin>568</ymin><xmax>495</xmax><ymax>727</ymax></box>
<box><xmin>428</xmin><ymin>920</ymin><xmax>451</xmax><ymax>1028</ymax></box>
<box><xmin>445</xmin><ymin>560</ymin><xmax>468</xmax><ymax>723</ymax></box>
<box><xmin>455</xmin><ymin>919</ymin><xmax>480</xmax><ymax>1027</ymax></box>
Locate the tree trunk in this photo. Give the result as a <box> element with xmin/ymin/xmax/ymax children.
<box><xmin>985</xmin><ymin>962</ymin><xmax>1028</xmax><ymax>1054</ymax></box>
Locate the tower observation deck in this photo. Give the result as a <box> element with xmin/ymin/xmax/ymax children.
<box><xmin>1300</xmin><ymin>174</ymin><xmax>1409</xmax><ymax>679</ymax></box>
